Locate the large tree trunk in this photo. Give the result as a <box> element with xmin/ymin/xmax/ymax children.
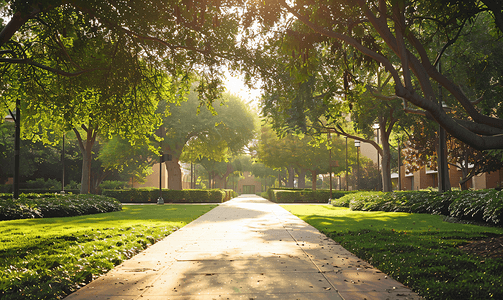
<box><xmin>287</xmin><ymin>166</ymin><xmax>295</xmax><ymax>188</ymax></box>
<box><xmin>74</xmin><ymin>125</ymin><xmax>97</xmax><ymax>194</ymax></box>
<box><xmin>311</xmin><ymin>171</ymin><xmax>317</xmax><ymax>191</ymax></box>
<box><xmin>437</xmin><ymin>129</ymin><xmax>451</xmax><ymax>192</ymax></box>
<box><xmin>381</xmin><ymin>127</ymin><xmax>393</xmax><ymax>192</ymax></box>
<box><xmin>298</xmin><ymin>169</ymin><xmax>306</xmax><ymax>188</ymax></box>
<box><xmin>460</xmin><ymin>166</ymin><xmax>470</xmax><ymax>190</ymax></box>
<box><xmin>166</xmin><ymin>157</ymin><xmax>182</xmax><ymax>190</ymax></box>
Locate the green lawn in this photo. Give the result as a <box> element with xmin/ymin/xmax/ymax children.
<box><xmin>282</xmin><ymin>205</ymin><xmax>503</xmax><ymax>300</ymax></box>
<box><xmin>0</xmin><ymin>204</ymin><xmax>216</xmax><ymax>300</ymax></box>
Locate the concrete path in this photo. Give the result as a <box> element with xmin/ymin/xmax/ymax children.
<box><xmin>65</xmin><ymin>195</ymin><xmax>421</xmax><ymax>300</ymax></box>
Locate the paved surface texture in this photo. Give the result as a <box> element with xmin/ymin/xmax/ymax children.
<box><xmin>65</xmin><ymin>195</ymin><xmax>421</xmax><ymax>300</ymax></box>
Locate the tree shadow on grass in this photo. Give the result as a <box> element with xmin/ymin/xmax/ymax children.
<box><xmin>292</xmin><ymin>207</ymin><xmax>503</xmax><ymax>235</ymax></box>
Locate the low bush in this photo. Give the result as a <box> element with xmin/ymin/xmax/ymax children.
<box><xmin>334</xmin><ymin>189</ymin><xmax>503</xmax><ymax>226</ymax></box>
<box><xmin>102</xmin><ymin>188</ymin><xmax>234</xmax><ymax>203</ymax></box>
<box><xmin>449</xmin><ymin>189</ymin><xmax>503</xmax><ymax>225</ymax></box>
<box><xmin>267</xmin><ymin>188</ymin><xmax>356</xmax><ymax>203</ymax></box>
<box><xmin>0</xmin><ymin>194</ymin><xmax>122</xmax><ymax>221</ymax></box>
<box><xmin>23</xmin><ymin>178</ymin><xmax>61</xmax><ymax>189</ymax></box>
<box><xmin>99</xmin><ymin>180</ymin><xmax>130</xmax><ymax>190</ymax></box>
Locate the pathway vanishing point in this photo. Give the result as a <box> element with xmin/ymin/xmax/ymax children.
<box><xmin>65</xmin><ymin>195</ymin><xmax>421</xmax><ymax>300</ymax></box>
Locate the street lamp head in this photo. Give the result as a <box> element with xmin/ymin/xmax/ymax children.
<box><xmin>4</xmin><ymin>113</ymin><xmax>15</xmax><ymax>123</ymax></box>
<box><xmin>354</xmin><ymin>140</ymin><xmax>360</xmax><ymax>148</ymax></box>
<box><xmin>441</xmin><ymin>101</ymin><xmax>451</xmax><ymax>112</ymax></box>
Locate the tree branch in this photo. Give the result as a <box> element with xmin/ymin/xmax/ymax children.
<box><xmin>0</xmin><ymin>57</ymin><xmax>101</xmax><ymax>77</ymax></box>
<box><xmin>0</xmin><ymin>7</ymin><xmax>43</xmax><ymax>47</ymax></box>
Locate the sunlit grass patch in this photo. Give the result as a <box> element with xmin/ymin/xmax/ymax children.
<box><xmin>283</xmin><ymin>205</ymin><xmax>503</xmax><ymax>299</ymax></box>
<box><xmin>0</xmin><ymin>204</ymin><xmax>215</xmax><ymax>300</ymax></box>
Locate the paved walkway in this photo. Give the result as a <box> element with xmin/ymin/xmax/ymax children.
<box><xmin>65</xmin><ymin>195</ymin><xmax>421</xmax><ymax>300</ymax></box>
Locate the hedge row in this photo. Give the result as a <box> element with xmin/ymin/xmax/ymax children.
<box><xmin>0</xmin><ymin>188</ymin><xmax>80</xmax><ymax>194</ymax></box>
<box><xmin>332</xmin><ymin>190</ymin><xmax>503</xmax><ymax>226</ymax></box>
<box><xmin>102</xmin><ymin>188</ymin><xmax>237</xmax><ymax>203</ymax></box>
<box><xmin>0</xmin><ymin>194</ymin><xmax>122</xmax><ymax>221</ymax></box>
<box><xmin>267</xmin><ymin>188</ymin><xmax>357</xmax><ymax>203</ymax></box>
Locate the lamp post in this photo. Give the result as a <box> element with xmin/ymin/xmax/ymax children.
<box><xmin>437</xmin><ymin>60</ymin><xmax>449</xmax><ymax>192</ymax></box>
<box><xmin>397</xmin><ymin>138</ymin><xmax>402</xmax><ymax>191</ymax></box>
<box><xmin>354</xmin><ymin>140</ymin><xmax>360</xmax><ymax>190</ymax></box>
<box><xmin>61</xmin><ymin>134</ymin><xmax>65</xmax><ymax>194</ymax></box>
<box><xmin>373</xmin><ymin>123</ymin><xmax>381</xmax><ymax>191</ymax></box>
<box><xmin>5</xmin><ymin>99</ymin><xmax>20</xmax><ymax>199</ymax></box>
<box><xmin>158</xmin><ymin>127</ymin><xmax>164</xmax><ymax>205</ymax></box>
<box><xmin>345</xmin><ymin>136</ymin><xmax>348</xmax><ymax>191</ymax></box>
<box><xmin>328</xmin><ymin>132</ymin><xmax>332</xmax><ymax>201</ymax></box>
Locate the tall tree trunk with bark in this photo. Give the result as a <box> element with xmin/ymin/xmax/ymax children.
<box><xmin>298</xmin><ymin>169</ymin><xmax>307</xmax><ymax>188</ymax></box>
<box><xmin>311</xmin><ymin>171</ymin><xmax>317</xmax><ymax>191</ymax></box>
<box><xmin>163</xmin><ymin>144</ymin><xmax>183</xmax><ymax>190</ymax></box>
<box><xmin>166</xmin><ymin>158</ymin><xmax>182</xmax><ymax>190</ymax></box>
<box><xmin>381</xmin><ymin>127</ymin><xmax>393</xmax><ymax>192</ymax></box>
<box><xmin>74</xmin><ymin>125</ymin><xmax>97</xmax><ymax>194</ymax></box>
<box><xmin>287</xmin><ymin>166</ymin><xmax>295</xmax><ymax>188</ymax></box>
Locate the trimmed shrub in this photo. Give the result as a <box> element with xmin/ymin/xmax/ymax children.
<box><xmin>102</xmin><ymin>188</ymin><xmax>233</xmax><ymax>203</ymax></box>
<box><xmin>0</xmin><ymin>194</ymin><xmax>122</xmax><ymax>221</ymax></box>
<box><xmin>337</xmin><ymin>189</ymin><xmax>503</xmax><ymax>226</ymax></box>
<box><xmin>267</xmin><ymin>188</ymin><xmax>356</xmax><ymax>203</ymax></box>
<box><xmin>99</xmin><ymin>180</ymin><xmax>130</xmax><ymax>190</ymax></box>
<box><xmin>344</xmin><ymin>191</ymin><xmax>451</xmax><ymax>214</ymax></box>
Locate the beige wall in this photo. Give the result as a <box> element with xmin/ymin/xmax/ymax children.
<box><xmin>237</xmin><ymin>171</ymin><xmax>261</xmax><ymax>194</ymax></box>
<box><xmin>134</xmin><ymin>162</ymin><xmax>168</xmax><ymax>189</ymax></box>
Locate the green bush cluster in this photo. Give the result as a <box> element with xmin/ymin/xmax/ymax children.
<box><xmin>267</xmin><ymin>188</ymin><xmax>357</xmax><ymax>203</ymax></box>
<box><xmin>99</xmin><ymin>180</ymin><xmax>130</xmax><ymax>190</ymax></box>
<box><xmin>333</xmin><ymin>189</ymin><xmax>503</xmax><ymax>225</ymax></box>
<box><xmin>102</xmin><ymin>188</ymin><xmax>236</xmax><ymax>203</ymax></box>
<box><xmin>0</xmin><ymin>194</ymin><xmax>122</xmax><ymax>220</ymax></box>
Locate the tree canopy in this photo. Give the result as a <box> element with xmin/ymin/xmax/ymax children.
<box><xmin>161</xmin><ymin>90</ymin><xmax>257</xmax><ymax>190</ymax></box>
<box><xmin>238</xmin><ymin>0</ymin><xmax>503</xmax><ymax>150</ymax></box>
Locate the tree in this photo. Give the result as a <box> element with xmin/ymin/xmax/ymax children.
<box><xmin>242</xmin><ymin>0</ymin><xmax>503</xmax><ymax>150</ymax></box>
<box><xmin>257</xmin><ymin>125</ymin><xmax>299</xmax><ymax>188</ymax></box>
<box><xmin>0</xmin><ymin>1</ymin><xmax>250</xmax><ymax>193</ymax></box>
<box><xmin>0</xmin><ymin>0</ymin><xmax>245</xmax><ymax>103</ymax></box>
<box><xmin>258</xmin><ymin>124</ymin><xmax>352</xmax><ymax>189</ymax></box>
<box><xmin>97</xmin><ymin>136</ymin><xmax>157</xmax><ymax>189</ymax></box>
<box><xmin>162</xmin><ymin>91</ymin><xmax>256</xmax><ymax>190</ymax></box>
<box><xmin>250</xmin><ymin>161</ymin><xmax>278</xmax><ymax>191</ymax></box>
<box><xmin>256</xmin><ymin>34</ymin><xmax>409</xmax><ymax>192</ymax></box>
<box><xmin>403</xmin><ymin>118</ymin><xmax>503</xmax><ymax>190</ymax></box>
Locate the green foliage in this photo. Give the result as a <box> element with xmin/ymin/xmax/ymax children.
<box><xmin>168</xmin><ymin>91</ymin><xmax>257</xmax><ymax>162</ymax></box>
<box><xmin>0</xmin><ymin>194</ymin><xmax>121</xmax><ymax>221</ymax></box>
<box><xmin>284</xmin><ymin>205</ymin><xmax>503</xmax><ymax>300</ymax></box>
<box><xmin>0</xmin><ymin>205</ymin><xmax>215</xmax><ymax>300</ymax></box>
<box><xmin>334</xmin><ymin>190</ymin><xmax>503</xmax><ymax>225</ymax></box>
<box><xmin>24</xmin><ymin>178</ymin><xmax>61</xmax><ymax>189</ymax></box>
<box><xmin>267</xmin><ymin>188</ymin><xmax>356</xmax><ymax>203</ymax></box>
<box><xmin>102</xmin><ymin>189</ymin><xmax>232</xmax><ymax>203</ymax></box>
<box><xmin>98</xmin><ymin>181</ymin><xmax>130</xmax><ymax>190</ymax></box>
<box><xmin>449</xmin><ymin>190</ymin><xmax>503</xmax><ymax>225</ymax></box>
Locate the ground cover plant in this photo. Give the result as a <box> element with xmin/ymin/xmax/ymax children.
<box><xmin>0</xmin><ymin>194</ymin><xmax>122</xmax><ymax>220</ymax></box>
<box><xmin>333</xmin><ymin>190</ymin><xmax>503</xmax><ymax>226</ymax></box>
<box><xmin>0</xmin><ymin>204</ymin><xmax>216</xmax><ymax>299</ymax></box>
<box><xmin>282</xmin><ymin>205</ymin><xmax>503</xmax><ymax>300</ymax></box>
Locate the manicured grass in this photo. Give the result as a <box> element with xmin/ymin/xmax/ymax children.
<box><xmin>282</xmin><ymin>205</ymin><xmax>503</xmax><ymax>300</ymax></box>
<box><xmin>0</xmin><ymin>204</ymin><xmax>216</xmax><ymax>300</ymax></box>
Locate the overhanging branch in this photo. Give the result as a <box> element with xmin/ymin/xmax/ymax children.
<box><xmin>0</xmin><ymin>57</ymin><xmax>101</xmax><ymax>77</ymax></box>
